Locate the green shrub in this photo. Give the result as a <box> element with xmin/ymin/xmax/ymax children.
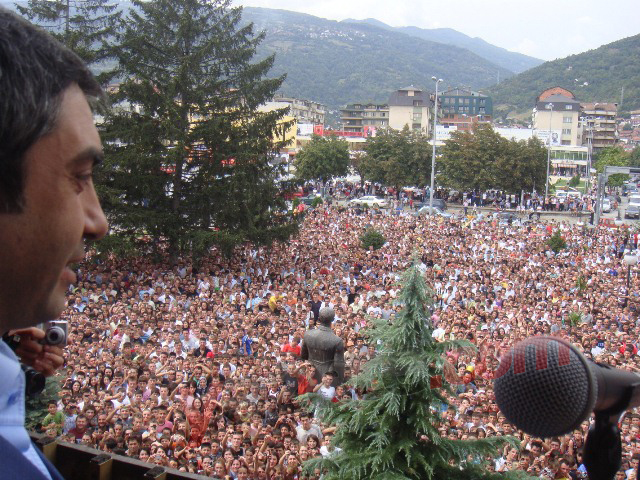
<box><xmin>568</xmin><ymin>311</ymin><xmax>582</xmax><ymax>327</ymax></box>
<box><xmin>360</xmin><ymin>227</ymin><xmax>386</xmax><ymax>250</ymax></box>
<box><xmin>292</xmin><ymin>197</ymin><xmax>300</xmax><ymax>209</ymax></box>
<box><xmin>311</xmin><ymin>196</ymin><xmax>323</xmax><ymax>208</ymax></box>
<box><xmin>569</xmin><ymin>174</ymin><xmax>581</xmax><ymax>187</ymax></box>
<box><xmin>547</xmin><ymin>230</ymin><xmax>567</xmax><ymax>253</ymax></box>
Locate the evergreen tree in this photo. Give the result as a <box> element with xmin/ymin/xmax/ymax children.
<box><xmin>16</xmin><ymin>0</ymin><xmax>121</xmax><ymax>83</ymax></box>
<box><xmin>99</xmin><ymin>0</ymin><xmax>297</xmax><ymax>257</ymax></box>
<box><xmin>302</xmin><ymin>263</ymin><xmax>523</xmax><ymax>479</ymax></box>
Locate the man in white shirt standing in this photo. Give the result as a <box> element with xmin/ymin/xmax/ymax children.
<box><xmin>0</xmin><ymin>8</ymin><xmax>108</xmax><ymax>479</ymax></box>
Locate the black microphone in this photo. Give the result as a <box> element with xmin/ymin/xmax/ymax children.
<box><xmin>493</xmin><ymin>336</ymin><xmax>640</xmax><ymax>438</ymax></box>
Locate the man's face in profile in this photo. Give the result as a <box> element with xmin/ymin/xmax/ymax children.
<box><xmin>0</xmin><ymin>84</ymin><xmax>108</xmax><ymax>328</ymax></box>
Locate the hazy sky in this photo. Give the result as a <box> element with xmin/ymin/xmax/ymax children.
<box><xmin>233</xmin><ymin>0</ymin><xmax>640</xmax><ymax>61</ymax></box>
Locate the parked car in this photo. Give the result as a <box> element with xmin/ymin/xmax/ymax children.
<box><xmin>625</xmin><ymin>205</ymin><xmax>640</xmax><ymax>219</ymax></box>
<box><xmin>300</xmin><ymin>194</ymin><xmax>321</xmax><ymax>206</ymax></box>
<box><xmin>415</xmin><ymin>198</ymin><xmax>447</xmax><ymax>211</ymax></box>
<box><xmin>629</xmin><ymin>195</ymin><xmax>640</xmax><ymax>208</ymax></box>
<box><xmin>414</xmin><ymin>206</ymin><xmax>453</xmax><ymax>218</ymax></box>
<box><xmin>493</xmin><ymin>212</ymin><xmax>529</xmax><ymax>226</ymax></box>
<box><xmin>349</xmin><ymin>196</ymin><xmax>389</xmax><ymax>208</ymax></box>
<box><xmin>600</xmin><ymin>198</ymin><xmax>612</xmax><ymax>213</ymax></box>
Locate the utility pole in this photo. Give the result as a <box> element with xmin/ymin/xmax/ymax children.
<box><xmin>429</xmin><ymin>77</ymin><xmax>442</xmax><ymax>212</ymax></box>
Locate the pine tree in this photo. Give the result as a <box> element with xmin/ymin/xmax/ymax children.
<box><xmin>99</xmin><ymin>0</ymin><xmax>297</xmax><ymax>257</ymax></box>
<box><xmin>302</xmin><ymin>263</ymin><xmax>525</xmax><ymax>479</ymax></box>
<box><xmin>16</xmin><ymin>0</ymin><xmax>121</xmax><ymax>83</ymax></box>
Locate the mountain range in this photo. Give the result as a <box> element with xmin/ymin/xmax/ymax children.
<box><xmin>5</xmin><ymin>1</ymin><xmax>638</xmax><ymax>115</ymax></box>
<box><xmin>242</xmin><ymin>7</ymin><xmax>519</xmax><ymax>109</ymax></box>
<box><xmin>343</xmin><ymin>17</ymin><xmax>542</xmax><ymax>74</ymax></box>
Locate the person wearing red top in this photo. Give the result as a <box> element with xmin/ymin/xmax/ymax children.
<box><xmin>297</xmin><ymin>362</ymin><xmax>319</xmax><ymax>395</ymax></box>
<box><xmin>282</xmin><ymin>337</ymin><xmax>302</xmax><ymax>357</ymax></box>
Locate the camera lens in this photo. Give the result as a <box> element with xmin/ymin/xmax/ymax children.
<box><xmin>45</xmin><ymin>326</ymin><xmax>65</xmax><ymax>346</ymax></box>
<box><xmin>22</xmin><ymin>365</ymin><xmax>46</xmax><ymax>396</ymax></box>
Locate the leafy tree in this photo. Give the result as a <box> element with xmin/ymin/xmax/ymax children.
<box><xmin>350</xmin><ymin>151</ymin><xmax>367</xmax><ymax>187</ymax></box>
<box><xmin>360</xmin><ymin>126</ymin><xmax>432</xmax><ymax>190</ymax></box>
<box><xmin>99</xmin><ymin>0</ymin><xmax>297</xmax><ymax>257</ymax></box>
<box><xmin>628</xmin><ymin>147</ymin><xmax>640</xmax><ymax>168</ymax></box>
<box><xmin>594</xmin><ymin>146</ymin><xmax>629</xmax><ymax>187</ymax></box>
<box><xmin>302</xmin><ymin>263</ymin><xmax>520</xmax><ymax>479</ymax></box>
<box><xmin>494</xmin><ymin>136</ymin><xmax>547</xmax><ymax>193</ymax></box>
<box><xmin>16</xmin><ymin>0</ymin><xmax>121</xmax><ymax>84</ymax></box>
<box><xmin>439</xmin><ymin>125</ymin><xmax>546</xmax><ymax>193</ymax></box>
<box><xmin>294</xmin><ymin>134</ymin><xmax>350</xmax><ymax>183</ymax></box>
<box><xmin>439</xmin><ymin>124</ymin><xmax>501</xmax><ymax>192</ymax></box>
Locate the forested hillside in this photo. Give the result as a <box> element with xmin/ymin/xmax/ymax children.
<box><xmin>242</xmin><ymin>7</ymin><xmax>512</xmax><ymax>108</ymax></box>
<box><xmin>488</xmin><ymin>33</ymin><xmax>640</xmax><ymax>117</ymax></box>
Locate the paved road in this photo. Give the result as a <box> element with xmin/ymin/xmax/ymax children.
<box><xmin>335</xmin><ymin>196</ymin><xmax>640</xmax><ymax>227</ymax></box>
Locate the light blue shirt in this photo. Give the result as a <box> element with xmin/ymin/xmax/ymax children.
<box><xmin>0</xmin><ymin>340</ymin><xmax>52</xmax><ymax>479</ymax></box>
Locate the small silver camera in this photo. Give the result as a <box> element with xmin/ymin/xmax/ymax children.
<box><xmin>43</xmin><ymin>320</ymin><xmax>68</xmax><ymax>346</ymax></box>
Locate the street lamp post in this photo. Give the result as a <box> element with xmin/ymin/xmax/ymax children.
<box><xmin>624</xmin><ymin>252</ymin><xmax>638</xmax><ymax>307</ymax></box>
<box><xmin>585</xmin><ymin>103</ymin><xmax>598</xmax><ymax>193</ymax></box>
<box><xmin>544</xmin><ymin>102</ymin><xmax>554</xmax><ymax>202</ymax></box>
<box><xmin>429</xmin><ymin>77</ymin><xmax>442</xmax><ymax>212</ymax></box>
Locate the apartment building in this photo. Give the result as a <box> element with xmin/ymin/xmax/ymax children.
<box><xmin>340</xmin><ymin>103</ymin><xmax>389</xmax><ymax>134</ymax></box>
<box><xmin>579</xmin><ymin>102</ymin><xmax>618</xmax><ymax>152</ymax></box>
<box><xmin>270</xmin><ymin>95</ymin><xmax>326</xmax><ymax>125</ymax></box>
<box><xmin>439</xmin><ymin>88</ymin><xmax>492</xmax><ymax>131</ymax></box>
<box><xmin>387</xmin><ymin>86</ymin><xmax>432</xmax><ymax>133</ymax></box>
<box><xmin>533</xmin><ymin>88</ymin><xmax>581</xmax><ymax>146</ymax></box>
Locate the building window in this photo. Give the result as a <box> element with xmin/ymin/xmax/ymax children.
<box><xmin>563</xmin><ymin>116</ymin><xmax>572</xmax><ymax>124</ymax></box>
<box><xmin>562</xmin><ymin>128</ymin><xmax>572</xmax><ymax>135</ymax></box>
<box><xmin>565</xmin><ymin>105</ymin><xmax>572</xmax><ymax>110</ymax></box>
<box><xmin>561</xmin><ymin>140</ymin><xmax>571</xmax><ymax>145</ymax></box>
<box><xmin>413</xmin><ymin>113</ymin><xmax>422</xmax><ymax>121</ymax></box>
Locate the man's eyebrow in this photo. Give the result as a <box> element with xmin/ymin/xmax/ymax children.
<box><xmin>69</xmin><ymin>147</ymin><xmax>104</xmax><ymax>167</ymax></box>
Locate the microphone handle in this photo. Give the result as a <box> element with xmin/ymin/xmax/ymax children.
<box><xmin>592</xmin><ymin>363</ymin><xmax>640</xmax><ymax>414</ymax></box>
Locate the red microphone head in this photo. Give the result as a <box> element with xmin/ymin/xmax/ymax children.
<box><xmin>494</xmin><ymin>336</ymin><xmax>597</xmax><ymax>438</ymax></box>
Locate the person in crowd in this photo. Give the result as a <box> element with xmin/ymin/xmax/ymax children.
<box><xmin>23</xmin><ymin>168</ymin><xmax>640</xmax><ymax>477</ymax></box>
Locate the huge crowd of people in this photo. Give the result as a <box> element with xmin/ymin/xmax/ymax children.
<box><xmin>37</xmin><ymin>203</ymin><xmax>640</xmax><ymax>479</ymax></box>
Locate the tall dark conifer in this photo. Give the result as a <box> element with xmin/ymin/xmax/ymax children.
<box><xmin>302</xmin><ymin>263</ymin><xmax>525</xmax><ymax>479</ymax></box>
<box><xmin>16</xmin><ymin>0</ymin><xmax>120</xmax><ymax>83</ymax></box>
<box><xmin>99</xmin><ymin>0</ymin><xmax>297</xmax><ymax>256</ymax></box>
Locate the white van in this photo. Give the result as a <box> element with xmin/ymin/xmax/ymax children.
<box><xmin>555</xmin><ymin>191</ymin><xmax>581</xmax><ymax>201</ymax></box>
<box><xmin>629</xmin><ymin>194</ymin><xmax>640</xmax><ymax>207</ymax></box>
